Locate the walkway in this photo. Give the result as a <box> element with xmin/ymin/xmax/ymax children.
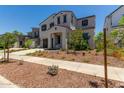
<box><xmin>0</xmin><ymin>75</ymin><xmax>18</xmax><ymax>88</ymax></box>
<box><xmin>9</xmin><ymin>54</ymin><xmax>124</xmax><ymax>82</ymax></box>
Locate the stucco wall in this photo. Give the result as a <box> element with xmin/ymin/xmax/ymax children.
<box><xmin>104</xmin><ymin>6</ymin><xmax>124</xmax><ymax>33</ymax></box>
<box><xmin>39</xmin><ymin>11</ymin><xmax>95</xmax><ymax>49</ymax></box>
<box><xmin>112</xmin><ymin>6</ymin><xmax>124</xmax><ymax>27</ymax></box>
<box><xmin>77</xmin><ymin>16</ymin><xmax>95</xmax><ymax>29</ymax></box>
<box><xmin>83</xmin><ymin>29</ymin><xmax>95</xmax><ymax>49</ymax></box>
<box><xmin>40</xmin><ymin>25</ymin><xmax>70</xmax><ymax>49</ymax></box>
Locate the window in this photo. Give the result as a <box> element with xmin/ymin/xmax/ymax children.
<box><xmin>35</xmin><ymin>31</ymin><xmax>39</xmax><ymax>37</ymax></box>
<box><xmin>42</xmin><ymin>24</ymin><xmax>47</xmax><ymax>31</ymax></box>
<box><xmin>57</xmin><ymin>16</ymin><xmax>60</xmax><ymax>24</ymax></box>
<box><xmin>50</xmin><ymin>22</ymin><xmax>54</xmax><ymax>28</ymax></box>
<box><xmin>19</xmin><ymin>41</ymin><xmax>23</xmax><ymax>46</ymax></box>
<box><xmin>71</xmin><ymin>15</ymin><xmax>73</xmax><ymax>24</ymax></box>
<box><xmin>82</xmin><ymin>19</ymin><xmax>88</xmax><ymax>26</ymax></box>
<box><xmin>63</xmin><ymin>15</ymin><xmax>67</xmax><ymax>23</ymax></box>
<box><xmin>83</xmin><ymin>33</ymin><xmax>90</xmax><ymax>40</ymax></box>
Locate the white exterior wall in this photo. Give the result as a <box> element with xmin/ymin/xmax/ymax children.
<box><xmin>77</xmin><ymin>16</ymin><xmax>95</xmax><ymax>29</ymax></box>
<box><xmin>77</xmin><ymin>16</ymin><xmax>95</xmax><ymax>49</ymax></box>
<box><xmin>39</xmin><ymin>11</ymin><xmax>95</xmax><ymax>49</ymax></box>
<box><xmin>83</xmin><ymin>29</ymin><xmax>95</xmax><ymax>49</ymax></box>
<box><xmin>40</xmin><ymin>25</ymin><xmax>70</xmax><ymax>49</ymax></box>
<box><xmin>104</xmin><ymin>6</ymin><xmax>124</xmax><ymax>33</ymax></box>
<box><xmin>112</xmin><ymin>6</ymin><xmax>124</xmax><ymax>27</ymax></box>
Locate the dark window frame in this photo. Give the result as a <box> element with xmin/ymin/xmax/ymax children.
<box><xmin>82</xmin><ymin>19</ymin><xmax>88</xmax><ymax>26</ymax></box>
<box><xmin>42</xmin><ymin>24</ymin><xmax>47</xmax><ymax>31</ymax></box>
<box><xmin>50</xmin><ymin>22</ymin><xmax>54</xmax><ymax>28</ymax></box>
<box><xmin>34</xmin><ymin>31</ymin><xmax>39</xmax><ymax>38</ymax></box>
<box><xmin>57</xmin><ymin>16</ymin><xmax>60</xmax><ymax>24</ymax></box>
<box><xmin>71</xmin><ymin>15</ymin><xmax>73</xmax><ymax>24</ymax></box>
<box><xmin>63</xmin><ymin>15</ymin><xmax>67</xmax><ymax>23</ymax></box>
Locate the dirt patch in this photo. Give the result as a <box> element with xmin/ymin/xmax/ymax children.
<box><xmin>27</xmin><ymin>50</ymin><xmax>124</xmax><ymax>68</ymax></box>
<box><xmin>0</xmin><ymin>60</ymin><xmax>124</xmax><ymax>88</ymax></box>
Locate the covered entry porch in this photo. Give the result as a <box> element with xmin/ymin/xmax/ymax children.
<box><xmin>51</xmin><ymin>32</ymin><xmax>62</xmax><ymax>49</ymax></box>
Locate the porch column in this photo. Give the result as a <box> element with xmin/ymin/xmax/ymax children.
<box><xmin>48</xmin><ymin>34</ymin><xmax>52</xmax><ymax>49</ymax></box>
<box><xmin>62</xmin><ymin>31</ymin><xmax>67</xmax><ymax>49</ymax></box>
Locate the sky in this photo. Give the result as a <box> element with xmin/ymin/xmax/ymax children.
<box><xmin>0</xmin><ymin>5</ymin><xmax>120</xmax><ymax>35</ymax></box>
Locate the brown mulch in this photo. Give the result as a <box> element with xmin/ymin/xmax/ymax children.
<box><xmin>0</xmin><ymin>60</ymin><xmax>124</xmax><ymax>88</ymax></box>
<box><xmin>28</xmin><ymin>50</ymin><xmax>124</xmax><ymax>68</ymax></box>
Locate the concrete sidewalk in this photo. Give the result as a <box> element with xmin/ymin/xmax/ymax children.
<box><xmin>10</xmin><ymin>49</ymin><xmax>44</xmax><ymax>56</ymax></box>
<box><xmin>0</xmin><ymin>75</ymin><xmax>18</xmax><ymax>88</ymax></box>
<box><xmin>9</xmin><ymin>54</ymin><xmax>124</xmax><ymax>82</ymax></box>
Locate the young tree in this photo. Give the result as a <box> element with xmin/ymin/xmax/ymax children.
<box><xmin>119</xmin><ymin>16</ymin><xmax>124</xmax><ymax>26</ymax></box>
<box><xmin>0</xmin><ymin>31</ymin><xmax>22</xmax><ymax>62</ymax></box>
<box><xmin>68</xmin><ymin>29</ymin><xmax>89</xmax><ymax>50</ymax></box>
<box><xmin>0</xmin><ymin>35</ymin><xmax>6</xmax><ymax>61</ymax></box>
<box><xmin>94</xmin><ymin>32</ymin><xmax>104</xmax><ymax>51</ymax></box>
<box><xmin>3</xmin><ymin>32</ymin><xmax>16</xmax><ymax>62</ymax></box>
<box><xmin>24</xmin><ymin>39</ymin><xmax>33</xmax><ymax>49</ymax></box>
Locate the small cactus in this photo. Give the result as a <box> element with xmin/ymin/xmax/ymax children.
<box><xmin>47</xmin><ymin>65</ymin><xmax>59</xmax><ymax>76</ymax></box>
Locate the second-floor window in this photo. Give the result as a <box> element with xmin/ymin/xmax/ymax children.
<box><xmin>71</xmin><ymin>15</ymin><xmax>73</xmax><ymax>24</ymax></box>
<box><xmin>82</xmin><ymin>19</ymin><xmax>88</xmax><ymax>26</ymax></box>
<box><xmin>57</xmin><ymin>16</ymin><xmax>60</xmax><ymax>24</ymax></box>
<box><xmin>42</xmin><ymin>24</ymin><xmax>47</xmax><ymax>31</ymax></box>
<box><xmin>34</xmin><ymin>32</ymin><xmax>39</xmax><ymax>37</ymax></box>
<box><xmin>50</xmin><ymin>22</ymin><xmax>54</xmax><ymax>28</ymax></box>
<box><xmin>63</xmin><ymin>15</ymin><xmax>67</xmax><ymax>23</ymax></box>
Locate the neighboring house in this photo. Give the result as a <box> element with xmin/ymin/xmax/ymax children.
<box><xmin>16</xmin><ymin>27</ymin><xmax>40</xmax><ymax>48</ymax></box>
<box><xmin>39</xmin><ymin>11</ymin><xmax>96</xmax><ymax>49</ymax></box>
<box><xmin>27</xmin><ymin>27</ymin><xmax>40</xmax><ymax>48</ymax></box>
<box><xmin>104</xmin><ymin>5</ymin><xmax>124</xmax><ymax>34</ymax></box>
<box><xmin>104</xmin><ymin>5</ymin><xmax>124</xmax><ymax>47</ymax></box>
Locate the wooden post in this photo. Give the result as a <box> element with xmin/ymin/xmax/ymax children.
<box><xmin>103</xmin><ymin>28</ymin><xmax>108</xmax><ymax>88</ymax></box>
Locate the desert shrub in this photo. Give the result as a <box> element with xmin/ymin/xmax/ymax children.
<box><xmin>112</xmin><ymin>50</ymin><xmax>122</xmax><ymax>59</ymax></box>
<box><xmin>83</xmin><ymin>57</ymin><xmax>90</xmax><ymax>63</ymax></box>
<box><xmin>61</xmin><ymin>56</ymin><xmax>65</xmax><ymax>59</ymax></box>
<box><xmin>88</xmin><ymin>51</ymin><xmax>91</xmax><ymax>54</ymax></box>
<box><xmin>69</xmin><ymin>58</ymin><xmax>75</xmax><ymax>61</ymax></box>
<box><xmin>107</xmin><ymin>49</ymin><xmax>114</xmax><ymax>56</ymax></box>
<box><xmin>60</xmin><ymin>48</ymin><xmax>65</xmax><ymax>51</ymax></box>
<box><xmin>82</xmin><ymin>52</ymin><xmax>85</xmax><ymax>56</ymax></box>
<box><xmin>18</xmin><ymin>60</ymin><xmax>23</xmax><ymax>65</ymax></box>
<box><xmin>89</xmin><ymin>80</ymin><xmax>99</xmax><ymax>88</ymax></box>
<box><xmin>47</xmin><ymin>65</ymin><xmax>59</xmax><ymax>76</ymax></box>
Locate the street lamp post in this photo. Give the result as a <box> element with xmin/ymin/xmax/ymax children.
<box><xmin>103</xmin><ymin>28</ymin><xmax>108</xmax><ymax>88</ymax></box>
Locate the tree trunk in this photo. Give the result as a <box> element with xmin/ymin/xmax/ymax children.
<box><xmin>3</xmin><ymin>45</ymin><xmax>6</xmax><ymax>61</ymax></box>
<box><xmin>7</xmin><ymin>46</ymin><xmax>9</xmax><ymax>62</ymax></box>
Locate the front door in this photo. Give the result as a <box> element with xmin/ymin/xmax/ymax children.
<box><xmin>43</xmin><ymin>39</ymin><xmax>48</xmax><ymax>48</ymax></box>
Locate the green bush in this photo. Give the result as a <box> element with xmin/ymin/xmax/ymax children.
<box><xmin>68</xmin><ymin>29</ymin><xmax>90</xmax><ymax>51</ymax></box>
<box><xmin>24</xmin><ymin>39</ymin><xmax>33</xmax><ymax>49</ymax></box>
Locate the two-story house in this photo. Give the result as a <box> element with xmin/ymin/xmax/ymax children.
<box><xmin>104</xmin><ymin>5</ymin><xmax>124</xmax><ymax>34</ymax></box>
<box><xmin>27</xmin><ymin>27</ymin><xmax>40</xmax><ymax>48</ymax></box>
<box><xmin>39</xmin><ymin>11</ymin><xmax>96</xmax><ymax>49</ymax></box>
<box><xmin>16</xmin><ymin>27</ymin><xmax>40</xmax><ymax>48</ymax></box>
<box><xmin>104</xmin><ymin>5</ymin><xmax>124</xmax><ymax>47</ymax></box>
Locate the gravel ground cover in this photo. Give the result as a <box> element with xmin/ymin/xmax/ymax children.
<box><xmin>27</xmin><ymin>50</ymin><xmax>124</xmax><ymax>68</ymax></box>
<box><xmin>0</xmin><ymin>60</ymin><xmax>124</xmax><ymax>88</ymax></box>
